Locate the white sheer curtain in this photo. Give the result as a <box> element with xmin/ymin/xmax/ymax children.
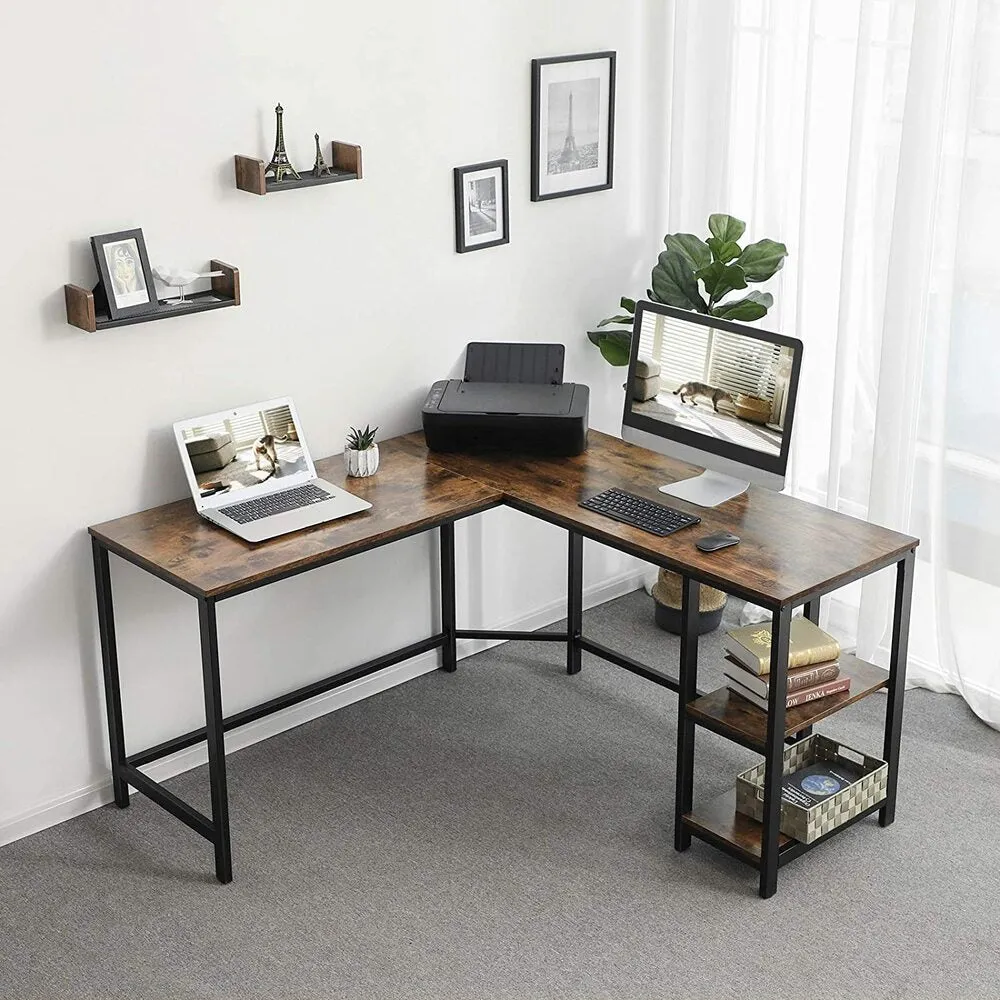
<box><xmin>659</xmin><ymin>0</ymin><xmax>1000</xmax><ymax>727</ymax></box>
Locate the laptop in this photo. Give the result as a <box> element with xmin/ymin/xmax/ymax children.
<box><xmin>173</xmin><ymin>396</ymin><xmax>371</xmax><ymax>543</ymax></box>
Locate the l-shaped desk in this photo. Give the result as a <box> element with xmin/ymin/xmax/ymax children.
<box><xmin>89</xmin><ymin>431</ymin><xmax>917</xmax><ymax>898</ymax></box>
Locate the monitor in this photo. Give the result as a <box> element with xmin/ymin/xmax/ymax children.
<box><xmin>621</xmin><ymin>301</ymin><xmax>803</xmax><ymax>507</ymax></box>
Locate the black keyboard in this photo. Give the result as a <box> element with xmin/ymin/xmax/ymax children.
<box><xmin>580</xmin><ymin>488</ymin><xmax>701</xmax><ymax>537</ymax></box>
<box><xmin>219</xmin><ymin>483</ymin><xmax>331</xmax><ymax>525</ymax></box>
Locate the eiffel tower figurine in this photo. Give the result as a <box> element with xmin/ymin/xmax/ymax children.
<box><xmin>557</xmin><ymin>90</ymin><xmax>582</xmax><ymax>172</ymax></box>
<box><xmin>312</xmin><ymin>133</ymin><xmax>331</xmax><ymax>178</ymax></box>
<box><xmin>265</xmin><ymin>104</ymin><xmax>301</xmax><ymax>182</ymax></box>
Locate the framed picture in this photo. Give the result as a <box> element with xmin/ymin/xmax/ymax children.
<box><xmin>453</xmin><ymin>159</ymin><xmax>509</xmax><ymax>253</ymax></box>
<box><xmin>531</xmin><ymin>51</ymin><xmax>616</xmax><ymax>201</ymax></box>
<box><xmin>91</xmin><ymin>228</ymin><xmax>158</xmax><ymax>320</ymax></box>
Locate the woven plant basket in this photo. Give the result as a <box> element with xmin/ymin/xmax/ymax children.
<box><xmin>651</xmin><ymin>568</ymin><xmax>727</xmax><ymax>635</ymax></box>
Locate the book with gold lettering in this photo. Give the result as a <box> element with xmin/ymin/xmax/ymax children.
<box><xmin>723</xmin><ymin>654</ymin><xmax>840</xmax><ymax>698</ymax></box>
<box><xmin>725</xmin><ymin>618</ymin><xmax>841</xmax><ymax>676</ymax></box>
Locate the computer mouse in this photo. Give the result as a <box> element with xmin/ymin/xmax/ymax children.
<box><xmin>696</xmin><ymin>531</ymin><xmax>741</xmax><ymax>552</ymax></box>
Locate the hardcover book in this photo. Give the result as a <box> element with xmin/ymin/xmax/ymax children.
<box><xmin>780</xmin><ymin>762</ymin><xmax>864</xmax><ymax>809</ymax></box>
<box><xmin>725</xmin><ymin>618</ymin><xmax>841</xmax><ymax>676</ymax></box>
<box><xmin>722</xmin><ymin>654</ymin><xmax>840</xmax><ymax>698</ymax></box>
<box><xmin>725</xmin><ymin>674</ymin><xmax>851</xmax><ymax>712</ymax></box>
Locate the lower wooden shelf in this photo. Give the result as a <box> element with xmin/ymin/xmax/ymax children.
<box><xmin>683</xmin><ymin>789</ymin><xmax>791</xmax><ymax>866</ymax></box>
<box><xmin>683</xmin><ymin>788</ymin><xmax>885</xmax><ymax>870</ymax></box>
<box><xmin>686</xmin><ymin>654</ymin><xmax>889</xmax><ymax>751</ymax></box>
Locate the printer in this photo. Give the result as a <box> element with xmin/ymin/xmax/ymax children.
<box><xmin>422</xmin><ymin>342</ymin><xmax>589</xmax><ymax>456</ymax></box>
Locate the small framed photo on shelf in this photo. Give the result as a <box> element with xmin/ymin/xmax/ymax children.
<box><xmin>531</xmin><ymin>51</ymin><xmax>616</xmax><ymax>201</ymax></box>
<box><xmin>453</xmin><ymin>159</ymin><xmax>509</xmax><ymax>253</ymax></box>
<box><xmin>91</xmin><ymin>228</ymin><xmax>158</xmax><ymax>320</ymax></box>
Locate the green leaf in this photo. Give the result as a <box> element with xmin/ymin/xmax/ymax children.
<box><xmin>736</xmin><ymin>239</ymin><xmax>788</xmax><ymax>282</ymax></box>
<box><xmin>620</xmin><ymin>297</ymin><xmax>637</xmax><ymax>314</ymax></box>
<box><xmin>708</xmin><ymin>213</ymin><xmax>746</xmax><ymax>244</ymax></box>
<box><xmin>586</xmin><ymin>330</ymin><xmax>632</xmax><ymax>366</ymax></box>
<box><xmin>706</xmin><ymin>237</ymin><xmax>742</xmax><ymax>263</ymax></box>
<box><xmin>695</xmin><ymin>261</ymin><xmax>747</xmax><ymax>304</ymax></box>
<box><xmin>710</xmin><ymin>291</ymin><xmax>773</xmax><ymax>322</ymax></box>
<box><xmin>663</xmin><ymin>233</ymin><xmax>711</xmax><ymax>272</ymax></box>
<box><xmin>597</xmin><ymin>314</ymin><xmax>635</xmax><ymax>328</ymax></box>
<box><xmin>650</xmin><ymin>250</ymin><xmax>709</xmax><ymax>313</ymax></box>
<box><xmin>646</xmin><ymin>288</ymin><xmax>659</xmax><ymax>302</ymax></box>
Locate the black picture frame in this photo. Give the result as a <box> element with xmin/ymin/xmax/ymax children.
<box><xmin>453</xmin><ymin>159</ymin><xmax>510</xmax><ymax>253</ymax></box>
<box><xmin>531</xmin><ymin>51</ymin><xmax>616</xmax><ymax>202</ymax></box>
<box><xmin>90</xmin><ymin>228</ymin><xmax>159</xmax><ymax>321</ymax></box>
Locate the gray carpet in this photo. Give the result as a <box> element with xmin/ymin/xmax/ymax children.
<box><xmin>2</xmin><ymin>591</ymin><xmax>999</xmax><ymax>1000</ymax></box>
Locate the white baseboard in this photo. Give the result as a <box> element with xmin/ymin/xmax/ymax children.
<box><xmin>0</xmin><ymin>567</ymin><xmax>646</xmax><ymax>848</ymax></box>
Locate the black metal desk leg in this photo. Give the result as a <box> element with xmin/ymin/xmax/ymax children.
<box><xmin>198</xmin><ymin>598</ymin><xmax>232</xmax><ymax>885</ymax></box>
<box><xmin>880</xmin><ymin>551</ymin><xmax>914</xmax><ymax>827</ymax></box>
<box><xmin>673</xmin><ymin>576</ymin><xmax>700</xmax><ymax>851</ymax></box>
<box><xmin>566</xmin><ymin>531</ymin><xmax>583</xmax><ymax>675</ymax></box>
<box><xmin>760</xmin><ymin>604</ymin><xmax>792</xmax><ymax>899</ymax></box>
<box><xmin>439</xmin><ymin>523</ymin><xmax>457</xmax><ymax>673</ymax></box>
<box><xmin>803</xmin><ymin>599</ymin><xmax>820</xmax><ymax>624</ymax></box>
<box><xmin>92</xmin><ymin>539</ymin><xmax>129</xmax><ymax>809</ymax></box>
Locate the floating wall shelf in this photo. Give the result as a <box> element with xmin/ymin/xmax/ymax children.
<box><xmin>234</xmin><ymin>141</ymin><xmax>363</xmax><ymax>195</ymax></box>
<box><xmin>65</xmin><ymin>260</ymin><xmax>240</xmax><ymax>333</ymax></box>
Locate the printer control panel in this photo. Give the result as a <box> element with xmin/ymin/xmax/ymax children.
<box><xmin>423</xmin><ymin>380</ymin><xmax>449</xmax><ymax>412</ymax></box>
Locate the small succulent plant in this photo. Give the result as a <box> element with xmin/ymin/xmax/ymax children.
<box><xmin>346</xmin><ymin>424</ymin><xmax>378</xmax><ymax>451</ymax></box>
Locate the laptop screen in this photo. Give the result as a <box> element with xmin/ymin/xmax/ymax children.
<box><xmin>174</xmin><ymin>398</ymin><xmax>315</xmax><ymax>502</ymax></box>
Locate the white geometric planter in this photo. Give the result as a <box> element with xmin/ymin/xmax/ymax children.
<box><xmin>344</xmin><ymin>443</ymin><xmax>379</xmax><ymax>478</ymax></box>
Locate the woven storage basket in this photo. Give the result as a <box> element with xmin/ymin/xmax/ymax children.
<box><xmin>735</xmin><ymin>734</ymin><xmax>887</xmax><ymax>844</ymax></box>
<box><xmin>651</xmin><ymin>569</ymin><xmax>726</xmax><ymax>613</ymax></box>
<box><xmin>734</xmin><ymin>393</ymin><xmax>771</xmax><ymax>424</ymax></box>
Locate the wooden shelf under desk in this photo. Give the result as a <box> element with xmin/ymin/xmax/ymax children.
<box><xmin>683</xmin><ymin>787</ymin><xmax>885</xmax><ymax>869</ymax></box>
<box><xmin>686</xmin><ymin>655</ymin><xmax>889</xmax><ymax>752</ymax></box>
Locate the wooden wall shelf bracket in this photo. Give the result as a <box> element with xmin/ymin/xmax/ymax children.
<box><xmin>65</xmin><ymin>260</ymin><xmax>240</xmax><ymax>333</ymax></box>
<box><xmin>234</xmin><ymin>141</ymin><xmax>363</xmax><ymax>195</ymax></box>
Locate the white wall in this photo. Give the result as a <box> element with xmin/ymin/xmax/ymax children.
<box><xmin>0</xmin><ymin>0</ymin><xmax>663</xmax><ymax>842</ymax></box>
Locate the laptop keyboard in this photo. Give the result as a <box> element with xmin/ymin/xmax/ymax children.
<box><xmin>219</xmin><ymin>483</ymin><xmax>332</xmax><ymax>525</ymax></box>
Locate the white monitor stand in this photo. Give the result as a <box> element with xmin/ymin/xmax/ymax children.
<box><xmin>659</xmin><ymin>470</ymin><xmax>750</xmax><ymax>508</ymax></box>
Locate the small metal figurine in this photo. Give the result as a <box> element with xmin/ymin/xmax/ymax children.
<box><xmin>312</xmin><ymin>133</ymin><xmax>331</xmax><ymax>178</ymax></box>
<box><xmin>265</xmin><ymin>104</ymin><xmax>301</xmax><ymax>182</ymax></box>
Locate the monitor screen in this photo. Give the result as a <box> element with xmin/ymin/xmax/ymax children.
<box><xmin>622</xmin><ymin>302</ymin><xmax>802</xmax><ymax>477</ymax></box>
<box><xmin>176</xmin><ymin>401</ymin><xmax>310</xmax><ymax>500</ymax></box>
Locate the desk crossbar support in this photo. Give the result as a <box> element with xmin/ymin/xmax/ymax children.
<box><xmin>578</xmin><ymin>638</ymin><xmax>680</xmax><ymax>692</ymax></box>
<box><xmin>128</xmin><ymin>633</ymin><xmax>447</xmax><ymax>770</ymax></box>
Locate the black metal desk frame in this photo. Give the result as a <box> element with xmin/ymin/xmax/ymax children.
<box><xmin>93</xmin><ymin>509</ymin><xmax>914</xmax><ymax>898</ymax></box>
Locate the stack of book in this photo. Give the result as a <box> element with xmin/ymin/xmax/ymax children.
<box><xmin>723</xmin><ymin>619</ymin><xmax>850</xmax><ymax>712</ymax></box>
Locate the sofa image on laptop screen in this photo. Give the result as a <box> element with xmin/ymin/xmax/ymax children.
<box><xmin>181</xmin><ymin>404</ymin><xmax>308</xmax><ymax>498</ymax></box>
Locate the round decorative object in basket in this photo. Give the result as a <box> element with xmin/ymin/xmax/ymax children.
<box><xmin>344</xmin><ymin>443</ymin><xmax>379</xmax><ymax>478</ymax></box>
<box><xmin>652</xmin><ymin>568</ymin><xmax>727</xmax><ymax>635</ymax></box>
<box><xmin>734</xmin><ymin>393</ymin><xmax>771</xmax><ymax>424</ymax></box>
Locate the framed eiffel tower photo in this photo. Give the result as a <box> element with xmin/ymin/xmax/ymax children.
<box><xmin>531</xmin><ymin>51</ymin><xmax>616</xmax><ymax>202</ymax></box>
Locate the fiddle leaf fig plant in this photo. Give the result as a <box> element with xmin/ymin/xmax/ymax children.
<box><xmin>588</xmin><ymin>213</ymin><xmax>788</xmax><ymax>365</ymax></box>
